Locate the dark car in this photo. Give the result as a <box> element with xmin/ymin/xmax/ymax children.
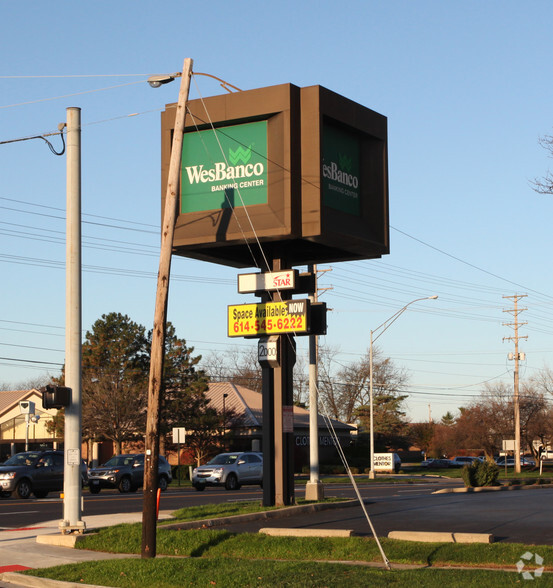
<box><xmin>88</xmin><ymin>453</ymin><xmax>172</xmax><ymax>494</ymax></box>
<box><xmin>449</xmin><ymin>456</ymin><xmax>484</xmax><ymax>468</ymax></box>
<box><xmin>495</xmin><ymin>456</ymin><xmax>535</xmax><ymax>467</ymax></box>
<box><xmin>420</xmin><ymin>458</ymin><xmax>452</xmax><ymax>469</ymax></box>
<box><xmin>0</xmin><ymin>450</ymin><xmax>87</xmax><ymax>499</ymax></box>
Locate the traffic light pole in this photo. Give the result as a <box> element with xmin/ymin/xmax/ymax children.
<box><xmin>60</xmin><ymin>107</ymin><xmax>85</xmax><ymax>534</ymax></box>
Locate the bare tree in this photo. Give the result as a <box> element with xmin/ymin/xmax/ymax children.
<box><xmin>533</xmin><ymin>133</ymin><xmax>553</xmax><ymax>194</ymax></box>
<box><xmin>317</xmin><ymin>345</ymin><xmax>409</xmax><ymax>424</ymax></box>
<box><xmin>453</xmin><ymin>381</ymin><xmax>552</xmax><ymax>458</ymax></box>
<box><xmin>204</xmin><ymin>346</ymin><xmax>262</xmax><ymax>392</ymax></box>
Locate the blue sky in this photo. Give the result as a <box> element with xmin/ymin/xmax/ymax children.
<box><xmin>2</xmin><ymin>1</ymin><xmax>553</xmax><ymax>423</ymax></box>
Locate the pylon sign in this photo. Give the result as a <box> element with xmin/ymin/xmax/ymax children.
<box><xmin>161</xmin><ymin>83</ymin><xmax>389</xmax><ymax>269</ymax></box>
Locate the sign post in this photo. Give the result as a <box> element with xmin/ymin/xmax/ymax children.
<box><xmin>172</xmin><ymin>428</ymin><xmax>186</xmax><ymax>486</ymax></box>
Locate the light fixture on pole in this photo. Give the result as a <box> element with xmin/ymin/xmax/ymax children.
<box><xmin>147</xmin><ymin>73</ymin><xmax>181</xmax><ymax>88</ymax></box>
<box><xmin>368</xmin><ymin>295</ymin><xmax>438</xmax><ymax>479</ymax></box>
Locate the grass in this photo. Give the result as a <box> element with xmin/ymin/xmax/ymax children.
<box><xmin>19</xmin><ymin>499</ymin><xmax>553</xmax><ymax>586</ymax></box>
<box><xmin>73</xmin><ymin>522</ymin><xmax>553</xmax><ymax>568</ymax></box>
<box><xmin>407</xmin><ymin>465</ymin><xmax>553</xmax><ymax>483</ymax></box>
<box><xmin>24</xmin><ymin>559</ymin><xmax>530</xmax><ymax>587</ymax></box>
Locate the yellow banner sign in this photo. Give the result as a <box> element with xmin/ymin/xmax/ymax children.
<box><xmin>228</xmin><ymin>300</ymin><xmax>309</xmax><ymax>337</ymax></box>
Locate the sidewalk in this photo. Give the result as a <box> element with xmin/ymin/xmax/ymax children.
<box><xmin>0</xmin><ymin>511</ymin><xmax>173</xmax><ymax>586</ymax></box>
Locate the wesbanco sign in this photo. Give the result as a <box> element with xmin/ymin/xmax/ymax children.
<box><xmin>161</xmin><ymin>83</ymin><xmax>389</xmax><ymax>269</ymax></box>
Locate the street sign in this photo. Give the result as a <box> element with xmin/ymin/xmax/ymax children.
<box><xmin>228</xmin><ymin>299</ymin><xmax>310</xmax><ymax>337</ymax></box>
<box><xmin>238</xmin><ymin>270</ymin><xmax>297</xmax><ymax>294</ymax></box>
<box><xmin>258</xmin><ymin>336</ymin><xmax>280</xmax><ymax>368</ymax></box>
<box><xmin>172</xmin><ymin>427</ymin><xmax>186</xmax><ymax>444</ymax></box>
<box><xmin>283</xmin><ymin>406</ymin><xmax>294</xmax><ymax>433</ymax></box>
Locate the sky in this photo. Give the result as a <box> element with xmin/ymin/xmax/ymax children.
<box><xmin>2</xmin><ymin>1</ymin><xmax>553</xmax><ymax>423</ymax></box>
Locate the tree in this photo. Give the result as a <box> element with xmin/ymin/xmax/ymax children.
<box><xmin>317</xmin><ymin>346</ymin><xmax>408</xmax><ymax>424</ymax></box>
<box><xmin>440</xmin><ymin>411</ymin><xmax>456</xmax><ymax>427</ymax></box>
<box><xmin>154</xmin><ymin>323</ymin><xmax>211</xmax><ymax>457</ymax></box>
<box><xmin>451</xmin><ymin>381</ymin><xmax>551</xmax><ymax>458</ymax></box>
<box><xmin>533</xmin><ymin>132</ymin><xmax>553</xmax><ymax>194</ymax></box>
<box><xmin>410</xmin><ymin>422</ymin><xmax>435</xmax><ymax>456</ymax></box>
<box><xmin>316</xmin><ymin>346</ymin><xmax>410</xmax><ymax>450</ymax></box>
<box><xmin>205</xmin><ymin>347</ymin><xmax>262</xmax><ymax>392</ymax></box>
<box><xmin>79</xmin><ymin>313</ymin><xmax>149</xmax><ymax>455</ymax></box>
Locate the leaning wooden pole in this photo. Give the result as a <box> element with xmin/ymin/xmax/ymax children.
<box><xmin>141</xmin><ymin>57</ymin><xmax>193</xmax><ymax>559</ymax></box>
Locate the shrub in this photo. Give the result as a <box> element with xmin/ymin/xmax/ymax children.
<box><xmin>461</xmin><ymin>459</ymin><xmax>499</xmax><ymax>487</ymax></box>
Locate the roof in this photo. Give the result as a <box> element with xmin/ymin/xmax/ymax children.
<box><xmin>206</xmin><ymin>382</ymin><xmax>355</xmax><ymax>432</ymax></box>
<box><xmin>0</xmin><ymin>389</ymin><xmax>39</xmax><ymax>416</ymax></box>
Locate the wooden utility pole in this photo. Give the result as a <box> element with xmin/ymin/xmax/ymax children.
<box><xmin>503</xmin><ymin>294</ymin><xmax>528</xmax><ymax>475</ymax></box>
<box><xmin>141</xmin><ymin>58</ymin><xmax>193</xmax><ymax>559</ymax></box>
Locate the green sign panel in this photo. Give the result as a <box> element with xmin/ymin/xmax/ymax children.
<box><xmin>181</xmin><ymin>121</ymin><xmax>268</xmax><ymax>214</ymax></box>
<box><xmin>322</xmin><ymin>124</ymin><xmax>361</xmax><ymax>216</ymax></box>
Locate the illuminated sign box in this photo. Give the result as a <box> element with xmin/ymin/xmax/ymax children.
<box><xmin>161</xmin><ymin>83</ymin><xmax>388</xmax><ymax>268</ymax></box>
<box><xmin>300</xmin><ymin>85</ymin><xmax>389</xmax><ymax>263</ymax></box>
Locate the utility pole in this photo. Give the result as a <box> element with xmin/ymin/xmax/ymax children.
<box><xmin>141</xmin><ymin>58</ymin><xmax>193</xmax><ymax>558</ymax></box>
<box><xmin>503</xmin><ymin>294</ymin><xmax>528</xmax><ymax>475</ymax></box>
<box><xmin>61</xmin><ymin>107</ymin><xmax>85</xmax><ymax>535</ymax></box>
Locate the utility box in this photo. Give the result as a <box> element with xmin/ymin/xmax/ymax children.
<box><xmin>41</xmin><ymin>385</ymin><xmax>71</xmax><ymax>410</ymax></box>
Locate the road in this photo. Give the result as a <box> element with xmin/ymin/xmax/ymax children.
<box><xmin>4</xmin><ymin>477</ymin><xmax>553</xmax><ymax>545</ymax></box>
<box><xmin>0</xmin><ymin>477</ymin><xmax>460</xmax><ymax>529</ymax></box>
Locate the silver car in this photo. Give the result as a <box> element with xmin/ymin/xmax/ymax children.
<box><xmin>192</xmin><ymin>452</ymin><xmax>263</xmax><ymax>491</ymax></box>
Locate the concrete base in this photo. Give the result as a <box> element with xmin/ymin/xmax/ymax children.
<box><xmin>36</xmin><ymin>533</ymin><xmax>90</xmax><ymax>548</ymax></box>
<box><xmin>388</xmin><ymin>531</ymin><xmax>494</xmax><ymax>544</ymax></box>
<box><xmin>305</xmin><ymin>481</ymin><xmax>325</xmax><ymax>501</ymax></box>
<box><xmin>260</xmin><ymin>527</ymin><xmax>353</xmax><ymax>538</ymax></box>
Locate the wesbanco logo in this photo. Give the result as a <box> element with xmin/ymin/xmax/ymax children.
<box><xmin>184</xmin><ymin>161</ymin><xmax>264</xmax><ymax>185</ymax></box>
<box><xmin>322</xmin><ymin>161</ymin><xmax>359</xmax><ymax>189</ymax></box>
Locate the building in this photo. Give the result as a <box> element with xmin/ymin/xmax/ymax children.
<box><xmin>0</xmin><ymin>389</ymin><xmax>59</xmax><ymax>461</ymax></box>
<box><xmin>207</xmin><ymin>382</ymin><xmax>356</xmax><ymax>469</ymax></box>
<box><xmin>0</xmin><ymin>384</ymin><xmax>356</xmax><ymax>471</ymax></box>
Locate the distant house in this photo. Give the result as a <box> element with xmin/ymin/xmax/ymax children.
<box><xmin>0</xmin><ymin>389</ymin><xmax>59</xmax><ymax>461</ymax></box>
<box><xmin>206</xmin><ymin>382</ymin><xmax>356</xmax><ymax>468</ymax></box>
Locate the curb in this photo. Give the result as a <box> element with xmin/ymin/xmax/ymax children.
<box><xmin>159</xmin><ymin>499</ymin><xmax>360</xmax><ymax>531</ymax></box>
<box><xmin>433</xmin><ymin>483</ymin><xmax>553</xmax><ymax>494</ymax></box>
<box><xmin>0</xmin><ymin>572</ymin><xmax>108</xmax><ymax>588</ymax></box>
<box><xmin>259</xmin><ymin>527</ymin><xmax>354</xmax><ymax>537</ymax></box>
<box><xmin>34</xmin><ymin>500</ymin><xmax>360</xmax><ymax>549</ymax></box>
<box><xmin>388</xmin><ymin>531</ymin><xmax>494</xmax><ymax>543</ymax></box>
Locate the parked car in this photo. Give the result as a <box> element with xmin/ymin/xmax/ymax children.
<box><xmin>0</xmin><ymin>450</ymin><xmax>87</xmax><ymax>499</ymax></box>
<box><xmin>420</xmin><ymin>458</ymin><xmax>452</xmax><ymax>469</ymax></box>
<box><xmin>88</xmin><ymin>453</ymin><xmax>172</xmax><ymax>494</ymax></box>
<box><xmin>192</xmin><ymin>452</ymin><xmax>263</xmax><ymax>491</ymax></box>
<box><xmin>449</xmin><ymin>456</ymin><xmax>484</xmax><ymax>468</ymax></box>
<box><xmin>495</xmin><ymin>456</ymin><xmax>535</xmax><ymax>467</ymax></box>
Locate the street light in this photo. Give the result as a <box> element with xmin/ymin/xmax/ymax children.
<box><xmin>222</xmin><ymin>393</ymin><xmax>229</xmax><ymax>449</ymax></box>
<box><xmin>147</xmin><ymin>73</ymin><xmax>181</xmax><ymax>88</ymax></box>
<box><xmin>368</xmin><ymin>295</ymin><xmax>438</xmax><ymax>478</ymax></box>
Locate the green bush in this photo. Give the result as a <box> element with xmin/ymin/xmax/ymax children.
<box><xmin>171</xmin><ymin>465</ymin><xmax>191</xmax><ymax>481</ymax></box>
<box><xmin>461</xmin><ymin>459</ymin><xmax>499</xmax><ymax>487</ymax></box>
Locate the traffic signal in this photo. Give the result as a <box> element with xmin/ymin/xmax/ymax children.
<box><xmin>41</xmin><ymin>385</ymin><xmax>71</xmax><ymax>409</ymax></box>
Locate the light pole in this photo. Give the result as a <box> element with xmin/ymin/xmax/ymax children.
<box><xmin>222</xmin><ymin>393</ymin><xmax>228</xmax><ymax>449</ymax></box>
<box><xmin>142</xmin><ymin>58</ymin><xmax>193</xmax><ymax>560</ymax></box>
<box><xmin>368</xmin><ymin>295</ymin><xmax>438</xmax><ymax>478</ymax></box>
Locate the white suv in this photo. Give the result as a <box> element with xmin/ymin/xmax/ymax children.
<box><xmin>192</xmin><ymin>452</ymin><xmax>263</xmax><ymax>491</ymax></box>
